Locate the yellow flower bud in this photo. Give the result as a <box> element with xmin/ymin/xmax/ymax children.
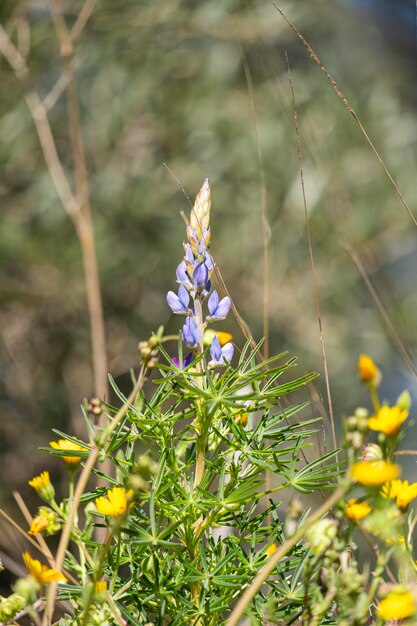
<box><xmin>358</xmin><ymin>354</ymin><xmax>381</xmax><ymax>385</ymax></box>
<box><xmin>28</xmin><ymin>471</ymin><xmax>55</xmax><ymax>503</ymax></box>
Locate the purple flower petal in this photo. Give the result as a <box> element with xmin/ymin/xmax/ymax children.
<box><xmin>178</xmin><ymin>285</ymin><xmax>190</xmax><ymax>309</ymax></box>
<box><xmin>208</xmin><ymin>290</ymin><xmax>219</xmax><ymax>316</ymax></box>
<box><xmin>193</xmin><ymin>262</ymin><xmax>209</xmax><ymax>289</ymax></box>
<box><xmin>184</xmin><ymin>243</ymin><xmax>194</xmax><ymax>265</ymax></box>
<box><xmin>183</xmin><ymin>353</ymin><xmax>192</xmax><ymax>368</ymax></box>
<box><xmin>171</xmin><ymin>353</ymin><xmax>192</xmax><ymax>369</ymax></box>
<box><xmin>205</xmin><ymin>251</ymin><xmax>214</xmax><ymax>271</ymax></box>
<box><xmin>214</xmin><ymin>296</ymin><xmax>231</xmax><ymax>320</ymax></box>
<box><xmin>167</xmin><ymin>287</ymin><xmax>189</xmax><ymax>314</ymax></box>
<box><xmin>221</xmin><ymin>342</ymin><xmax>234</xmax><ymax>363</ymax></box>
<box><xmin>167</xmin><ymin>291</ymin><xmax>185</xmax><ymax>314</ymax></box>
<box><xmin>183</xmin><ymin>317</ymin><xmax>200</xmax><ymax>347</ymax></box>
<box><xmin>210</xmin><ymin>336</ymin><xmax>222</xmax><ymax>362</ymax></box>
<box><xmin>176</xmin><ymin>261</ymin><xmax>189</xmax><ymax>284</ymax></box>
<box><xmin>207</xmin><ymin>291</ymin><xmax>231</xmax><ymax>321</ymax></box>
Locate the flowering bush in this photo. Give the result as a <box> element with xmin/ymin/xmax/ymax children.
<box><xmin>1</xmin><ymin>182</ymin><xmax>417</xmax><ymax>626</ymax></box>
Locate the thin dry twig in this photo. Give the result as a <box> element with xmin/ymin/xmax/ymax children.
<box><xmin>286</xmin><ymin>53</ymin><xmax>337</xmax><ymax>454</ymax></box>
<box><xmin>270</xmin><ymin>1</ymin><xmax>417</xmax><ymax>228</ymax></box>
<box><xmin>71</xmin><ymin>0</ymin><xmax>98</xmax><ymax>43</ymax></box>
<box><xmin>396</xmin><ymin>450</ymin><xmax>417</xmax><ymax>456</ymax></box>
<box><xmin>48</xmin><ymin>0</ymin><xmax>108</xmax><ymax>400</ymax></box>
<box><xmin>13</xmin><ymin>491</ymin><xmax>55</xmax><ymax>564</ymax></box>
<box><xmin>0</xmin><ymin>25</ymin><xmax>79</xmax><ymax>220</ymax></box>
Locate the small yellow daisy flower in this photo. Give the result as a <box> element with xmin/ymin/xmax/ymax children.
<box><xmin>382</xmin><ymin>479</ymin><xmax>417</xmax><ymax>511</ymax></box>
<box><xmin>23</xmin><ymin>552</ymin><xmax>67</xmax><ymax>585</ymax></box>
<box><xmin>351</xmin><ymin>461</ymin><xmax>400</xmax><ymax>487</ymax></box>
<box><xmin>50</xmin><ymin>438</ymin><xmax>85</xmax><ymax>467</ymax></box>
<box><xmin>28</xmin><ymin>471</ymin><xmax>55</xmax><ymax>502</ymax></box>
<box><xmin>95</xmin><ymin>487</ymin><xmax>128</xmax><ymax>518</ymax></box>
<box><xmin>358</xmin><ymin>354</ymin><xmax>380</xmax><ymax>385</ymax></box>
<box><xmin>377</xmin><ymin>590</ymin><xmax>415</xmax><ymax>621</ymax></box>
<box><xmin>345</xmin><ymin>499</ymin><xmax>371</xmax><ymax>521</ymax></box>
<box><xmin>368</xmin><ymin>405</ymin><xmax>408</xmax><ymax>436</ymax></box>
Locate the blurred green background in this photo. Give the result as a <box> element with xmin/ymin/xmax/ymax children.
<box><xmin>0</xmin><ymin>0</ymin><xmax>416</xmax><ymax>572</ymax></box>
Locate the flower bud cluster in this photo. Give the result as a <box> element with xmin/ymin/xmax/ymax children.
<box><xmin>0</xmin><ymin>593</ymin><xmax>26</xmax><ymax>622</ymax></box>
<box><xmin>138</xmin><ymin>327</ymin><xmax>163</xmax><ymax>368</ymax></box>
<box><xmin>167</xmin><ymin>180</ymin><xmax>233</xmax><ymax>367</ymax></box>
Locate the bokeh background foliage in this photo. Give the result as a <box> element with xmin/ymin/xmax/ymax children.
<box><xmin>0</xmin><ymin>0</ymin><xmax>416</xmax><ymax>565</ymax></box>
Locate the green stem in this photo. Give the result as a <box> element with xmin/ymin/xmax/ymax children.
<box><xmin>192</xmin><ymin>297</ymin><xmax>206</xmax><ymax>491</ymax></box>
<box><xmin>369</xmin><ymin>383</ymin><xmax>381</xmax><ymax>412</ymax></box>
<box><xmin>190</xmin><ymin>295</ymin><xmax>207</xmax><ymax>624</ymax></box>
<box><xmin>109</xmin><ymin>531</ymin><xmax>121</xmax><ymax>594</ymax></box>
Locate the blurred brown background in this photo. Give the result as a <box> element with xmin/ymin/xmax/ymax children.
<box><xmin>0</xmin><ymin>0</ymin><xmax>416</xmax><ymax>583</ymax></box>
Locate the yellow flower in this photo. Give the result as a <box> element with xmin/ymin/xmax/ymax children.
<box><xmin>204</xmin><ymin>329</ymin><xmax>233</xmax><ymax>347</ymax></box>
<box><xmin>382</xmin><ymin>479</ymin><xmax>417</xmax><ymax>511</ymax></box>
<box><xmin>345</xmin><ymin>499</ymin><xmax>371</xmax><ymax>521</ymax></box>
<box><xmin>28</xmin><ymin>471</ymin><xmax>55</xmax><ymax>502</ymax></box>
<box><xmin>266</xmin><ymin>543</ymin><xmax>277</xmax><ymax>557</ymax></box>
<box><xmin>28</xmin><ymin>507</ymin><xmax>60</xmax><ymax>536</ymax></box>
<box><xmin>351</xmin><ymin>461</ymin><xmax>400</xmax><ymax>487</ymax></box>
<box><xmin>50</xmin><ymin>438</ymin><xmax>85</xmax><ymax>467</ymax></box>
<box><xmin>28</xmin><ymin>515</ymin><xmax>48</xmax><ymax>536</ymax></box>
<box><xmin>358</xmin><ymin>354</ymin><xmax>380</xmax><ymax>385</ymax></box>
<box><xmin>94</xmin><ymin>580</ymin><xmax>107</xmax><ymax>594</ymax></box>
<box><xmin>23</xmin><ymin>552</ymin><xmax>67</xmax><ymax>585</ymax></box>
<box><xmin>368</xmin><ymin>405</ymin><xmax>408</xmax><ymax>436</ymax></box>
<box><xmin>93</xmin><ymin>579</ymin><xmax>107</xmax><ymax>603</ymax></box>
<box><xmin>233</xmin><ymin>411</ymin><xmax>248</xmax><ymax>426</ymax></box>
<box><xmin>95</xmin><ymin>487</ymin><xmax>128</xmax><ymax>517</ymax></box>
<box><xmin>377</xmin><ymin>590</ymin><xmax>415</xmax><ymax>620</ymax></box>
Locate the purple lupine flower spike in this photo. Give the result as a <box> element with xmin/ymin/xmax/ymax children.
<box><xmin>207</xmin><ymin>290</ymin><xmax>231</xmax><ymax>321</ymax></box>
<box><xmin>167</xmin><ymin>284</ymin><xmax>190</xmax><ymax>314</ymax></box>
<box><xmin>208</xmin><ymin>335</ymin><xmax>234</xmax><ymax>367</ymax></box>
<box><xmin>182</xmin><ymin>317</ymin><xmax>201</xmax><ymax>347</ymax></box>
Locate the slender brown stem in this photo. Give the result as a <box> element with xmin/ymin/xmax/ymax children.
<box><xmin>0</xmin><ymin>14</ymin><xmax>107</xmax><ymax>400</ymax></box>
<box><xmin>49</xmin><ymin>0</ymin><xmax>108</xmax><ymax>400</ymax></box>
